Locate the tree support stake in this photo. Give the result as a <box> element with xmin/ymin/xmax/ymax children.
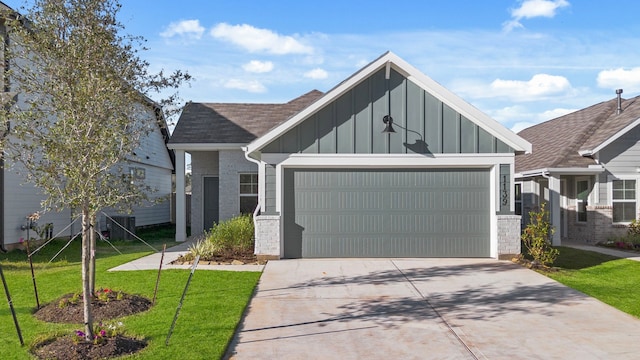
<box><xmin>166</xmin><ymin>254</ymin><xmax>200</xmax><ymax>346</ymax></box>
<box><xmin>0</xmin><ymin>263</ymin><xmax>24</xmax><ymax>346</ymax></box>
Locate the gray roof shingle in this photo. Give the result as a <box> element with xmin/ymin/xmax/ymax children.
<box><xmin>516</xmin><ymin>94</ymin><xmax>640</xmax><ymax>173</ymax></box>
<box><xmin>169</xmin><ymin>90</ymin><xmax>324</xmax><ymax>144</ymax></box>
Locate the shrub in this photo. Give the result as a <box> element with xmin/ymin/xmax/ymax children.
<box><xmin>187</xmin><ymin>214</ymin><xmax>255</xmax><ymax>260</ymax></box>
<box><xmin>186</xmin><ymin>238</ymin><xmax>214</xmax><ymax>260</ymax></box>
<box><xmin>629</xmin><ymin>219</ymin><xmax>640</xmax><ymax>236</ymax></box>
<box><xmin>521</xmin><ymin>202</ymin><xmax>559</xmax><ymax>266</ymax></box>
<box><xmin>207</xmin><ymin>214</ymin><xmax>254</xmax><ymax>255</ymax></box>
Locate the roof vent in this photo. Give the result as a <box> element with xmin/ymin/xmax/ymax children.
<box><xmin>616</xmin><ymin>89</ymin><xmax>623</xmax><ymax>115</ymax></box>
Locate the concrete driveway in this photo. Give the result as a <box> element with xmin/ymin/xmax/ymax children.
<box><xmin>226</xmin><ymin>259</ymin><xmax>640</xmax><ymax>359</ymax></box>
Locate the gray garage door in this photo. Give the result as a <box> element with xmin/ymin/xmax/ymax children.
<box><xmin>283</xmin><ymin>168</ymin><xmax>490</xmax><ymax>258</ymax></box>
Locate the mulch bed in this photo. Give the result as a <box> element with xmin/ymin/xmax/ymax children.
<box><xmin>34</xmin><ymin>291</ymin><xmax>152</xmax><ymax>323</ymax></box>
<box><xmin>32</xmin><ymin>334</ymin><xmax>146</xmax><ymax>360</ymax></box>
<box><xmin>172</xmin><ymin>252</ymin><xmax>266</xmax><ymax>265</ymax></box>
<box><xmin>511</xmin><ymin>255</ymin><xmax>558</xmax><ymax>272</ymax></box>
<box><xmin>31</xmin><ymin>291</ymin><xmax>151</xmax><ymax>359</ymax></box>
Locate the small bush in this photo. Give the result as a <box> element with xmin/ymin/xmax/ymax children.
<box><xmin>629</xmin><ymin>219</ymin><xmax>640</xmax><ymax>236</ymax></box>
<box><xmin>207</xmin><ymin>214</ymin><xmax>254</xmax><ymax>255</ymax></box>
<box><xmin>521</xmin><ymin>202</ymin><xmax>559</xmax><ymax>266</ymax></box>
<box><xmin>187</xmin><ymin>215</ymin><xmax>255</xmax><ymax>260</ymax></box>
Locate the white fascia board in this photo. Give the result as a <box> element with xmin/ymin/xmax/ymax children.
<box><xmin>547</xmin><ymin>167</ymin><xmax>604</xmax><ymax>175</ymax></box>
<box><xmin>516</xmin><ymin>166</ymin><xmax>604</xmax><ymax>179</ymax></box>
<box><xmin>278</xmin><ymin>153</ymin><xmax>514</xmax><ymax>168</ymax></box>
<box><xmin>245</xmin><ymin>51</ymin><xmax>531</xmax><ymax>156</ymax></box>
<box><xmin>583</xmin><ymin>117</ymin><xmax>640</xmax><ymax>156</ymax></box>
<box><xmin>166</xmin><ymin>143</ymin><xmax>246</xmax><ymax>151</ymax></box>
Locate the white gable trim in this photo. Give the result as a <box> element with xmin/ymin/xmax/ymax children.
<box><xmin>245</xmin><ymin>51</ymin><xmax>532</xmax><ymax>155</ymax></box>
<box><xmin>579</xmin><ymin>117</ymin><xmax>640</xmax><ymax>156</ymax></box>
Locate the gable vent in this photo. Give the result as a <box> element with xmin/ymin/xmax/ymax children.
<box><xmin>616</xmin><ymin>89</ymin><xmax>623</xmax><ymax>115</ymax></box>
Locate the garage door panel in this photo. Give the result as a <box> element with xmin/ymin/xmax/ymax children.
<box><xmin>285</xmin><ymin>168</ymin><xmax>490</xmax><ymax>258</ymax></box>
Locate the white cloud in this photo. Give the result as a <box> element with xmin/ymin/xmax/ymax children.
<box><xmin>510</xmin><ymin>107</ymin><xmax>575</xmax><ymax>132</ymax></box>
<box><xmin>511</xmin><ymin>121</ymin><xmax>537</xmax><ymax>133</ymax></box>
<box><xmin>490</xmin><ymin>74</ymin><xmax>572</xmax><ymax>101</ymax></box>
<box><xmin>597</xmin><ymin>68</ymin><xmax>640</xmax><ymax>91</ymax></box>
<box><xmin>488</xmin><ymin>105</ymin><xmax>575</xmax><ymax>132</ymax></box>
<box><xmin>304</xmin><ymin>68</ymin><xmax>328</xmax><ymax>80</ymax></box>
<box><xmin>210</xmin><ymin>23</ymin><xmax>313</xmax><ymax>55</ymax></box>
<box><xmin>242</xmin><ymin>60</ymin><xmax>274</xmax><ymax>73</ymax></box>
<box><xmin>454</xmin><ymin>74</ymin><xmax>572</xmax><ymax>102</ymax></box>
<box><xmin>223</xmin><ymin>79</ymin><xmax>267</xmax><ymax>93</ymax></box>
<box><xmin>503</xmin><ymin>0</ymin><xmax>570</xmax><ymax>32</ymax></box>
<box><xmin>539</xmin><ymin>107</ymin><xmax>575</xmax><ymax>120</ymax></box>
<box><xmin>160</xmin><ymin>19</ymin><xmax>205</xmax><ymax>39</ymax></box>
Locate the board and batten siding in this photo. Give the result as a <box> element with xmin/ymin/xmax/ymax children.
<box><xmin>598</xmin><ymin>125</ymin><xmax>640</xmax><ymax>205</ymax></box>
<box><xmin>261</xmin><ymin>68</ymin><xmax>513</xmax><ymax>155</ymax></box>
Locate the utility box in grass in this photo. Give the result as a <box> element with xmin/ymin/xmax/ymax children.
<box><xmin>108</xmin><ymin>216</ymin><xmax>136</xmax><ymax>240</ymax></box>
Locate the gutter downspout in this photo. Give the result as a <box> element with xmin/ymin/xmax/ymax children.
<box><xmin>242</xmin><ymin>147</ymin><xmax>262</xmax><ymax>236</ymax></box>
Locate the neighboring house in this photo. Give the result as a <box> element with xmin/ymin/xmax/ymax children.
<box><xmin>0</xmin><ymin>3</ymin><xmax>175</xmax><ymax>250</ymax></box>
<box><xmin>172</xmin><ymin>52</ymin><xmax>531</xmax><ymax>259</ymax></box>
<box><xmin>516</xmin><ymin>90</ymin><xmax>640</xmax><ymax>245</ymax></box>
<box><xmin>0</xmin><ymin>102</ymin><xmax>175</xmax><ymax>250</ymax></box>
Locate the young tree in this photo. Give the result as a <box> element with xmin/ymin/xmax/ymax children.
<box><xmin>0</xmin><ymin>0</ymin><xmax>189</xmax><ymax>340</ymax></box>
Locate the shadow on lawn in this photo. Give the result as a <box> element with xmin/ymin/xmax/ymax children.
<box><xmin>546</xmin><ymin>246</ymin><xmax>620</xmax><ymax>270</ymax></box>
<box><xmin>0</xmin><ymin>224</ymin><xmax>179</xmax><ymax>265</ymax></box>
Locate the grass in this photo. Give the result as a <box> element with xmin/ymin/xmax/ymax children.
<box><xmin>0</xmin><ymin>225</ymin><xmax>261</xmax><ymax>359</ymax></box>
<box><xmin>540</xmin><ymin>246</ymin><xmax>640</xmax><ymax>318</ymax></box>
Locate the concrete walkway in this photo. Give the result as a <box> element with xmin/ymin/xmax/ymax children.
<box><xmin>563</xmin><ymin>241</ymin><xmax>640</xmax><ymax>261</ymax></box>
<box><xmin>226</xmin><ymin>258</ymin><xmax>640</xmax><ymax>359</ymax></box>
<box><xmin>108</xmin><ymin>237</ymin><xmax>264</xmax><ymax>272</ymax></box>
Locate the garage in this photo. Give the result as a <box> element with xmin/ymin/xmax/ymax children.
<box><xmin>283</xmin><ymin>168</ymin><xmax>490</xmax><ymax>258</ymax></box>
<box><xmin>245</xmin><ymin>52</ymin><xmax>530</xmax><ymax>260</ymax></box>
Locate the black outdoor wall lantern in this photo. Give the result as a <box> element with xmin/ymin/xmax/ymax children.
<box><xmin>382</xmin><ymin>115</ymin><xmax>396</xmax><ymax>133</ymax></box>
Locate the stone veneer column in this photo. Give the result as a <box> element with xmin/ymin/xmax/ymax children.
<box><xmin>497</xmin><ymin>214</ymin><xmax>521</xmax><ymax>259</ymax></box>
<box><xmin>254</xmin><ymin>215</ymin><xmax>281</xmax><ymax>260</ymax></box>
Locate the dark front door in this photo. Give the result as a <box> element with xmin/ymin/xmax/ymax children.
<box><xmin>203</xmin><ymin>176</ymin><xmax>219</xmax><ymax>231</ymax></box>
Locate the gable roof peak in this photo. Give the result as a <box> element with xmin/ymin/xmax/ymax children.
<box><xmin>245</xmin><ymin>51</ymin><xmax>531</xmax><ymax>155</ymax></box>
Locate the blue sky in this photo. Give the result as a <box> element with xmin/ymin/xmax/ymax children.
<box><xmin>5</xmin><ymin>0</ymin><xmax>640</xmax><ymax>132</ymax></box>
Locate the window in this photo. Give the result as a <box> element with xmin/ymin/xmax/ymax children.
<box><xmin>239</xmin><ymin>173</ymin><xmax>258</xmax><ymax>214</ymax></box>
<box><xmin>612</xmin><ymin>179</ymin><xmax>636</xmax><ymax>223</ymax></box>
<box><xmin>576</xmin><ymin>179</ymin><xmax>589</xmax><ymax>222</ymax></box>
<box><xmin>514</xmin><ymin>183</ymin><xmax>522</xmax><ymax>216</ymax></box>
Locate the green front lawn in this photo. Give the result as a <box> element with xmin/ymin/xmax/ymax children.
<box><xmin>0</xmin><ymin>226</ymin><xmax>261</xmax><ymax>359</ymax></box>
<box><xmin>542</xmin><ymin>246</ymin><xmax>640</xmax><ymax>318</ymax></box>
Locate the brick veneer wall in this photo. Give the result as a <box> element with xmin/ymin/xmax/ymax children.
<box><xmin>254</xmin><ymin>215</ymin><xmax>281</xmax><ymax>259</ymax></box>
<box><xmin>567</xmin><ymin>205</ymin><xmax>627</xmax><ymax>244</ymax></box>
<box><xmin>497</xmin><ymin>215</ymin><xmax>521</xmax><ymax>259</ymax></box>
<box><xmin>218</xmin><ymin>150</ymin><xmax>258</xmax><ymax>222</ymax></box>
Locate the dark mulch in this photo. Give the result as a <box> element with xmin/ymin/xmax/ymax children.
<box><xmin>32</xmin><ymin>334</ymin><xmax>146</xmax><ymax>360</ymax></box>
<box><xmin>31</xmin><ymin>291</ymin><xmax>151</xmax><ymax>359</ymax></box>
<box><xmin>34</xmin><ymin>291</ymin><xmax>152</xmax><ymax>323</ymax></box>
<box><xmin>511</xmin><ymin>255</ymin><xmax>558</xmax><ymax>272</ymax></box>
<box><xmin>172</xmin><ymin>251</ymin><xmax>264</xmax><ymax>265</ymax></box>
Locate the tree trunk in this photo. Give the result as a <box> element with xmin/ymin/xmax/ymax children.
<box><xmin>81</xmin><ymin>206</ymin><xmax>94</xmax><ymax>341</ymax></box>
<box><xmin>89</xmin><ymin>213</ymin><xmax>96</xmax><ymax>295</ymax></box>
